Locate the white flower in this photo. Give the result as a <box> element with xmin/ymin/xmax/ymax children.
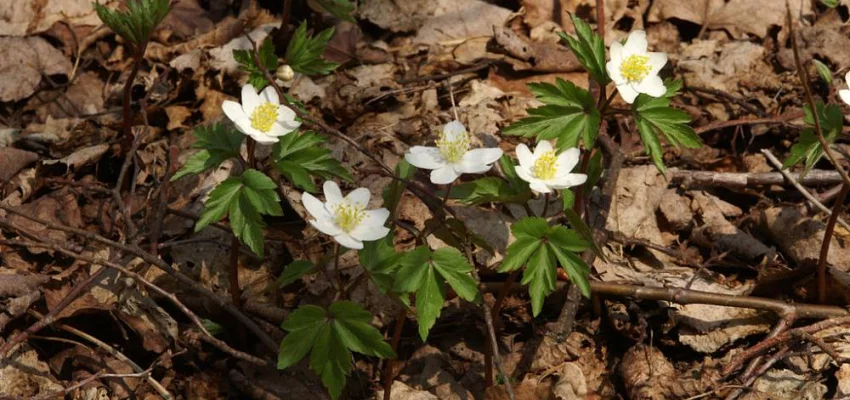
<box><xmin>840</xmin><ymin>71</ymin><xmax>850</xmax><ymax>106</ymax></box>
<box><xmin>301</xmin><ymin>181</ymin><xmax>390</xmax><ymax>250</ymax></box>
<box><xmin>404</xmin><ymin>120</ymin><xmax>503</xmax><ymax>184</ymax></box>
<box><xmin>222</xmin><ymin>84</ymin><xmax>301</xmax><ymax>144</ymax></box>
<box><xmin>606</xmin><ymin>30</ymin><xmax>667</xmax><ymax>104</ymax></box>
<box><xmin>275</xmin><ymin>65</ymin><xmax>295</xmax><ymax>82</ymax></box>
<box><xmin>515</xmin><ymin>141</ymin><xmax>587</xmax><ymax>194</ymax></box>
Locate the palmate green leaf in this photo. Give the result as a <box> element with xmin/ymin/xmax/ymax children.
<box><xmin>393</xmin><ymin>246</ymin><xmax>479</xmax><ymax>340</ymax></box>
<box><xmin>277</xmin><ymin>260</ymin><xmax>314</xmax><ymax>288</ymax></box>
<box><xmin>273</xmin><ymin>131</ymin><xmax>351</xmax><ymax>192</ymax></box>
<box><xmin>503</xmin><ymin>79</ymin><xmax>601</xmax><ymax>150</ymax></box>
<box><xmin>358</xmin><ymin>233</ymin><xmax>403</xmax><ymax>293</ymax></box>
<box><xmin>633</xmin><ymin>92</ymin><xmax>702</xmax><ymax>174</ymax></box>
<box><xmin>501</xmin><ymin>217</ymin><xmax>593</xmax><ymax>316</ymax></box>
<box><xmin>313</xmin><ymin>0</ymin><xmax>356</xmax><ymax>22</ymax></box>
<box><xmin>286</xmin><ymin>22</ymin><xmax>340</xmax><ymax>76</ymax></box>
<box><xmin>783</xmin><ymin>102</ymin><xmax>842</xmax><ymax>175</ymax></box>
<box><xmin>278</xmin><ymin>302</ymin><xmax>395</xmax><ymax>400</ymax></box>
<box><xmin>196</xmin><ymin>170</ymin><xmax>282</xmax><ymax>256</ymax></box>
<box><xmin>233</xmin><ymin>39</ymin><xmax>279</xmax><ymax>89</ymax></box>
<box><xmin>559</xmin><ymin>15</ymin><xmax>608</xmax><ymax>84</ymax></box>
<box><xmin>93</xmin><ymin>0</ymin><xmax>170</xmax><ymax>50</ymax></box>
<box><xmin>449</xmin><ymin>155</ymin><xmax>531</xmax><ymax>205</ymax></box>
<box><xmin>172</xmin><ymin>123</ymin><xmax>244</xmax><ymax>181</ymax></box>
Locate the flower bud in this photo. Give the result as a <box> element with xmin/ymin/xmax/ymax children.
<box><xmin>275</xmin><ymin>64</ymin><xmax>295</xmax><ymax>82</ymax></box>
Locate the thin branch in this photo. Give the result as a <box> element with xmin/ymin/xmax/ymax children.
<box><xmin>817</xmin><ymin>182</ymin><xmax>850</xmax><ymax>304</ymax></box>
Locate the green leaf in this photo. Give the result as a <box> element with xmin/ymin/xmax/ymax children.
<box><xmin>431</xmin><ymin>247</ymin><xmax>479</xmax><ymax>302</ymax></box>
<box><xmin>233</xmin><ymin>39</ymin><xmax>278</xmax><ymax>89</ymax></box>
<box><xmin>561</xmin><ymin>189</ymin><xmax>576</xmax><ymax>210</ymax></box>
<box><xmin>512</xmin><ymin>217</ymin><xmax>550</xmax><ymax>239</ymax></box>
<box><xmin>449</xmin><ymin>177</ymin><xmax>531</xmax><ymax>205</ymax></box>
<box><xmin>196</xmin><ymin>169</ymin><xmax>282</xmax><ymax>256</ymax></box>
<box><xmin>273</xmin><ymin>132</ymin><xmax>351</xmax><ymax>192</ymax></box>
<box><xmin>286</xmin><ymin>22</ymin><xmax>340</xmax><ymax>76</ymax></box>
<box><xmin>415</xmin><ymin>264</ymin><xmax>445</xmax><ymax>341</ymax></box>
<box><xmin>202</xmin><ymin>319</ymin><xmax>225</xmax><ymax>336</ymax></box>
<box><xmin>277</xmin><ymin>260</ymin><xmax>314</xmax><ymax>288</ymax></box>
<box><xmin>313</xmin><ymin>0</ymin><xmax>356</xmax><ymax>22</ymax></box>
<box><xmin>358</xmin><ymin>234</ymin><xmax>403</xmax><ymax>293</ymax></box>
<box><xmin>503</xmin><ymin>79</ymin><xmax>601</xmax><ymax>149</ymax></box>
<box><xmin>813</xmin><ymin>60</ymin><xmax>833</xmax><ymax>85</ymax></box>
<box><xmin>393</xmin><ymin>247</ymin><xmax>431</xmax><ymax>294</ymax></box>
<box><xmin>549</xmin><ymin>243</ymin><xmax>591</xmax><ymax>298</ymax></box>
<box><xmin>172</xmin><ymin>124</ymin><xmax>244</xmax><ymax>181</ymax></box>
<box><xmin>562</xmin><ymin>209</ymin><xmax>603</xmax><ymax>260</ymax></box>
<box><xmin>500</xmin><ymin>236</ymin><xmax>542</xmax><ymax>272</ymax></box>
<box><xmin>584</xmin><ymin>150</ymin><xmax>603</xmax><ymax>195</ymax></box>
<box><xmin>93</xmin><ymin>0</ymin><xmax>171</xmax><ymax>51</ymax></box>
<box><xmin>633</xmin><ymin>93</ymin><xmax>702</xmax><ymax>174</ymax></box>
<box><xmin>522</xmin><ymin>243</ymin><xmax>557</xmax><ymax>316</ymax></box>
<box><xmin>820</xmin><ymin>0</ymin><xmax>839</xmax><ymax>7</ymax></box>
<box><xmin>559</xmin><ymin>15</ymin><xmax>608</xmax><ymax>84</ymax></box>
<box><xmin>783</xmin><ymin>102</ymin><xmax>843</xmax><ymax>174</ymax></box>
<box><xmin>278</xmin><ymin>302</ymin><xmax>395</xmax><ymax>399</ymax></box>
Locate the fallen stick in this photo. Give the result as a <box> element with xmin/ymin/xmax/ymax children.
<box><xmin>669</xmin><ymin>168</ymin><xmax>844</xmax><ymax>188</ymax></box>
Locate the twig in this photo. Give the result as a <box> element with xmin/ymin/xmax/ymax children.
<box><xmin>482</xmin><ymin>281</ymin><xmax>849</xmax><ymax>319</ymax></box>
<box><xmin>687</xmin><ymin>86</ymin><xmax>769</xmax><ymax>118</ymax></box>
<box><xmin>464</xmin><ymin>243</ymin><xmax>515</xmax><ymax>400</ymax></box>
<box><xmin>817</xmin><ymin>182</ymin><xmax>850</xmax><ymax>303</ymax></box>
<box><xmin>669</xmin><ymin>168</ymin><xmax>844</xmax><ymax>188</ymax></box>
<box><xmin>396</xmin><ymin>60</ymin><xmax>496</xmax><ymax>85</ymax></box>
<box><xmin>761</xmin><ymin>149</ymin><xmax>850</xmax><ymax>232</ymax></box>
<box><xmin>382</xmin><ymin>309</ymin><xmax>407</xmax><ymax>400</ymax></box>
<box><xmin>0</xmin><ymin>203</ymin><xmax>278</xmax><ymax>352</ymax></box>
<box><xmin>694</xmin><ymin>112</ymin><xmax>802</xmax><ymax>134</ymax></box>
<box><xmin>27</xmin><ymin>309</ymin><xmax>173</xmax><ymax>400</ymax></box>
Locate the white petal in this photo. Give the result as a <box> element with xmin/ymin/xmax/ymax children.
<box><xmin>351</xmin><ymin>225</ymin><xmax>390</xmax><ymax>242</ymax></box>
<box><xmin>845</xmin><ymin>71</ymin><xmax>850</xmax><ymax>85</ymax></box>
<box><xmin>323</xmin><ymin>181</ymin><xmax>344</xmax><ymax>206</ymax></box>
<box><xmin>636</xmin><ymin>75</ymin><xmax>666</xmax><ymax>98</ymax></box>
<box><xmin>443</xmin><ymin>120</ymin><xmax>467</xmax><ymax>141</ymax></box>
<box><xmin>515</xmin><ymin>165</ymin><xmax>536</xmax><ymax>184</ymax></box>
<box><xmin>548</xmin><ymin>173</ymin><xmax>588</xmax><ymax>189</ymax></box>
<box><xmin>616</xmin><ymin>83</ymin><xmax>639</xmax><ymax>104</ymax></box>
<box><xmin>457</xmin><ymin>161</ymin><xmax>493</xmax><ymax>174</ymax></box>
<box><xmin>267</xmin><ymin>124</ymin><xmax>289</xmax><ymax>138</ymax></box>
<box><xmin>310</xmin><ymin>218</ymin><xmax>342</xmax><ymax>236</ymax></box>
<box><xmin>345</xmin><ymin>187</ymin><xmax>370</xmax><ymax>208</ymax></box>
<box><xmin>623</xmin><ymin>30</ymin><xmax>647</xmax><ymax>57</ymax></box>
<box><xmin>556</xmin><ymin>148</ymin><xmax>581</xmax><ymax>175</ymax></box>
<box><xmin>334</xmin><ymin>233</ymin><xmax>363</xmax><ymax>249</ymax></box>
<box><xmin>647</xmin><ymin>52</ymin><xmax>667</xmax><ymax>74</ymax></box>
<box><xmin>222</xmin><ymin>100</ymin><xmax>247</xmax><ymax>125</ymax></box>
<box><xmin>515</xmin><ymin>144</ymin><xmax>533</xmax><ymax>169</ymax></box>
<box><xmin>840</xmin><ymin>89</ymin><xmax>850</xmax><ymax>106</ymax></box>
<box><xmin>366</xmin><ymin>208</ymin><xmax>390</xmax><ymax>226</ymax></box>
<box><xmin>249</xmin><ymin>132</ymin><xmax>279</xmax><ymax>144</ymax></box>
<box><xmin>530</xmin><ymin>181</ymin><xmax>553</xmax><ymax>194</ymax></box>
<box><xmin>241</xmin><ymin>84</ymin><xmax>261</xmax><ymax>116</ymax></box>
<box><xmin>405</xmin><ymin>147</ymin><xmax>445</xmax><ymax>170</ymax></box>
<box><xmin>609</xmin><ymin>41</ymin><xmax>623</xmax><ymax>63</ymax></box>
<box><xmin>302</xmin><ymin>192</ymin><xmax>332</xmax><ymax>220</ymax></box>
<box><xmin>607</xmin><ymin>59</ymin><xmax>626</xmax><ymax>86</ymax></box>
<box><xmin>463</xmin><ymin>147</ymin><xmax>503</xmax><ymax>165</ymax></box>
<box><xmin>430</xmin><ymin>165</ymin><xmax>461</xmax><ymax>184</ymax></box>
<box><xmin>534</xmin><ymin>140</ymin><xmax>554</xmax><ymax>156</ymax></box>
<box><xmin>260</xmin><ymin>85</ymin><xmax>280</xmax><ymax>105</ymax></box>
<box><xmin>277</xmin><ymin>105</ymin><xmax>299</xmax><ymax>127</ymax></box>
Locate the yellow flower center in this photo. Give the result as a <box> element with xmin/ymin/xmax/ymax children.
<box><xmin>533</xmin><ymin>151</ymin><xmax>559</xmax><ymax>180</ymax></box>
<box><xmin>250</xmin><ymin>102</ymin><xmax>279</xmax><ymax>133</ymax></box>
<box><xmin>436</xmin><ymin>129</ymin><xmax>471</xmax><ymax>163</ymax></box>
<box><xmin>334</xmin><ymin>202</ymin><xmax>365</xmax><ymax>233</ymax></box>
<box><xmin>620</xmin><ymin>54</ymin><xmax>651</xmax><ymax>83</ymax></box>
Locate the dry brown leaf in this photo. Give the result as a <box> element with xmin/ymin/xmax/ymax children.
<box><xmin>0</xmin><ymin>270</ymin><xmax>48</xmax><ymax>333</ymax></box>
<box><xmin>0</xmin><ymin>0</ymin><xmax>107</xmax><ymax>36</ymax></box>
<box><xmin>0</xmin><ymin>343</ymin><xmax>63</xmax><ymax>397</ymax></box>
<box><xmin>377</xmin><ymin>381</ymin><xmax>438</xmax><ymax>400</ymax></box>
<box><xmin>6</xmin><ymin>191</ymin><xmax>82</xmax><ymax>255</ymax></box>
<box><xmin>357</xmin><ymin>0</ymin><xmax>437</xmax><ymax>33</ymax></box>
<box><xmin>0</xmin><ymin>148</ymin><xmax>38</xmax><ymax>182</ymax></box>
<box><xmin>165</xmin><ymin>105</ymin><xmax>193</xmax><ymax>131</ymax></box>
<box><xmin>412</xmin><ymin>0</ymin><xmax>512</xmax><ymax>45</ymax></box>
<box><xmin>0</xmin><ymin>36</ymin><xmax>72</xmax><ymax>102</ymax></box>
<box><xmin>761</xmin><ymin>206</ymin><xmax>850</xmax><ymax>271</ymax></box>
<box><xmin>648</xmin><ymin>0</ymin><xmax>811</xmax><ymax>39</ymax></box>
<box><xmin>42</xmin><ymin>143</ymin><xmax>109</xmax><ymax>173</ymax></box>
<box><xmin>741</xmin><ymin>369</ymin><xmax>826</xmax><ymax>400</ymax></box>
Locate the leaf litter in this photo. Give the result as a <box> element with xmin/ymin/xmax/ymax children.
<box><xmin>3</xmin><ymin>0</ymin><xmax>850</xmax><ymax>399</ymax></box>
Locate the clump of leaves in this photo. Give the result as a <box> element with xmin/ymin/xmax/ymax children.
<box><xmin>286</xmin><ymin>22</ymin><xmax>340</xmax><ymax>76</ymax></box>
<box><xmin>171</xmin><ymin>123</ymin><xmax>243</xmax><ymax>181</ymax></box>
<box><xmin>272</xmin><ymin>131</ymin><xmax>352</xmax><ymax>192</ymax></box>
<box><xmin>632</xmin><ymin>81</ymin><xmax>702</xmax><ymax>174</ymax></box>
<box><xmin>783</xmin><ymin>101</ymin><xmax>842</xmax><ymax>174</ymax></box>
<box><xmin>93</xmin><ymin>0</ymin><xmax>170</xmax><ymax>52</ymax></box>
<box><xmin>233</xmin><ymin>39</ymin><xmax>279</xmax><ymax>89</ymax></box>
<box><xmin>278</xmin><ymin>301</ymin><xmax>395</xmax><ymax>399</ymax></box>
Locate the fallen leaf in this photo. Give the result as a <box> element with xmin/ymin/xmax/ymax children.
<box><xmin>0</xmin><ymin>148</ymin><xmax>38</xmax><ymax>182</ymax></box>
<box><xmin>0</xmin><ymin>36</ymin><xmax>72</xmax><ymax>102</ymax></box>
<box><xmin>42</xmin><ymin>143</ymin><xmax>109</xmax><ymax>173</ymax></box>
<box><xmin>165</xmin><ymin>105</ymin><xmax>193</xmax><ymax>131</ymax></box>
<box><xmin>648</xmin><ymin>0</ymin><xmax>812</xmax><ymax>39</ymax></box>
<box><xmin>0</xmin><ymin>0</ymin><xmax>107</xmax><ymax>36</ymax></box>
<box><xmin>0</xmin><ymin>344</ymin><xmax>63</xmax><ymax>397</ymax></box>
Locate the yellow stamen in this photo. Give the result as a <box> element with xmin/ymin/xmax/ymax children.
<box><xmin>533</xmin><ymin>151</ymin><xmax>559</xmax><ymax>180</ymax></box>
<box><xmin>334</xmin><ymin>202</ymin><xmax>365</xmax><ymax>233</ymax></box>
<box><xmin>250</xmin><ymin>102</ymin><xmax>279</xmax><ymax>133</ymax></box>
<box><xmin>436</xmin><ymin>128</ymin><xmax>471</xmax><ymax>163</ymax></box>
<box><xmin>620</xmin><ymin>54</ymin><xmax>651</xmax><ymax>83</ymax></box>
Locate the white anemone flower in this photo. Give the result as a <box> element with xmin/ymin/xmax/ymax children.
<box><xmin>606</xmin><ymin>30</ymin><xmax>668</xmax><ymax>104</ymax></box>
<box><xmin>301</xmin><ymin>181</ymin><xmax>390</xmax><ymax>250</ymax></box>
<box><xmin>222</xmin><ymin>84</ymin><xmax>301</xmax><ymax>144</ymax></box>
<box><xmin>404</xmin><ymin>120</ymin><xmax>503</xmax><ymax>184</ymax></box>
<box><xmin>840</xmin><ymin>71</ymin><xmax>850</xmax><ymax>106</ymax></box>
<box><xmin>515</xmin><ymin>141</ymin><xmax>587</xmax><ymax>194</ymax></box>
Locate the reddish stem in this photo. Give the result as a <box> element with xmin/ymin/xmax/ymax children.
<box><xmin>382</xmin><ymin>310</ymin><xmax>407</xmax><ymax>400</ymax></box>
<box><xmin>818</xmin><ymin>182</ymin><xmax>850</xmax><ymax>303</ymax></box>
